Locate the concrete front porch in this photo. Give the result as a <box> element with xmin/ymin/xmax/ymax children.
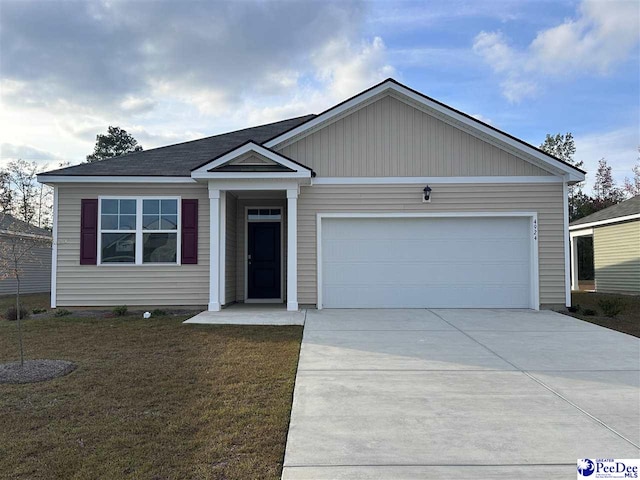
<box><xmin>184</xmin><ymin>303</ymin><xmax>306</xmax><ymax>325</ymax></box>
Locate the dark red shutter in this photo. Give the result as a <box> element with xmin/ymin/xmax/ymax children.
<box><xmin>80</xmin><ymin>199</ymin><xmax>98</xmax><ymax>265</ymax></box>
<box><xmin>181</xmin><ymin>199</ymin><xmax>198</xmax><ymax>264</ymax></box>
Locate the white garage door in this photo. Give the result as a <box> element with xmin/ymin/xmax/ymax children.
<box><xmin>320</xmin><ymin>216</ymin><xmax>533</xmax><ymax>309</ymax></box>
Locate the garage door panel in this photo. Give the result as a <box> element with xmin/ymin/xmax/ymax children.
<box><xmin>321</xmin><ymin>217</ymin><xmax>532</xmax><ymax>309</ymax></box>
<box><xmin>324</xmin><ymin>285</ymin><xmax>530</xmax><ymax>308</ymax></box>
<box><xmin>324</xmin><ymin>261</ymin><xmax>529</xmax><ymax>285</ymax></box>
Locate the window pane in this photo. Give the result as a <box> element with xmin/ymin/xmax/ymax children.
<box><xmin>102</xmin><ymin>199</ymin><xmax>118</xmax><ymax>214</ymax></box>
<box><xmin>143</xmin><ymin>215</ymin><xmax>160</xmax><ymax>230</ymax></box>
<box><xmin>270</xmin><ymin>209</ymin><xmax>281</xmax><ymax>215</ymax></box>
<box><xmin>119</xmin><ymin>214</ymin><xmax>137</xmax><ymax>230</ymax></box>
<box><xmin>143</xmin><ymin>233</ymin><xmax>177</xmax><ymax>263</ymax></box>
<box><xmin>143</xmin><ymin>199</ymin><xmax>159</xmax><ymax>214</ymax></box>
<box><xmin>259</xmin><ymin>209</ymin><xmax>269</xmax><ymax>216</ymax></box>
<box><xmin>120</xmin><ymin>199</ymin><xmax>136</xmax><ymax>214</ymax></box>
<box><xmin>101</xmin><ymin>233</ymin><xmax>135</xmax><ymax>263</ymax></box>
<box><xmin>101</xmin><ymin>214</ymin><xmax>118</xmax><ymax>230</ymax></box>
<box><xmin>248</xmin><ymin>209</ymin><xmax>258</xmax><ymax>215</ymax></box>
<box><xmin>161</xmin><ymin>214</ymin><xmax>178</xmax><ymax>229</ymax></box>
<box><xmin>161</xmin><ymin>199</ymin><xmax>177</xmax><ymax>214</ymax></box>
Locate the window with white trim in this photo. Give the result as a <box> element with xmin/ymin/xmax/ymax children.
<box><xmin>99</xmin><ymin>197</ymin><xmax>180</xmax><ymax>265</ymax></box>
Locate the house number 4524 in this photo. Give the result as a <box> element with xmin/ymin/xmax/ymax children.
<box><xmin>533</xmin><ymin>219</ymin><xmax>538</xmax><ymax>241</ymax></box>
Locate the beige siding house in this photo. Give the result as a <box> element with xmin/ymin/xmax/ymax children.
<box><xmin>38</xmin><ymin>79</ymin><xmax>584</xmax><ymax>311</ymax></box>
<box><xmin>570</xmin><ymin>196</ymin><xmax>640</xmax><ymax>294</ymax></box>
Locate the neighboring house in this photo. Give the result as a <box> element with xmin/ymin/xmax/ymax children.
<box><xmin>37</xmin><ymin>79</ymin><xmax>585</xmax><ymax>311</ymax></box>
<box><xmin>569</xmin><ymin>196</ymin><xmax>640</xmax><ymax>294</ymax></box>
<box><xmin>0</xmin><ymin>213</ymin><xmax>52</xmax><ymax>295</ymax></box>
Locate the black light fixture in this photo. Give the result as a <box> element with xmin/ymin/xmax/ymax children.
<box><xmin>423</xmin><ymin>185</ymin><xmax>432</xmax><ymax>202</ymax></box>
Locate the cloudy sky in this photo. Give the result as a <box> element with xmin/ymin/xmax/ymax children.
<box><xmin>1</xmin><ymin>0</ymin><xmax>638</xmax><ymax>190</ymax></box>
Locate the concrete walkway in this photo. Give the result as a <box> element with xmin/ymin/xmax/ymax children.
<box><xmin>184</xmin><ymin>304</ymin><xmax>306</xmax><ymax>325</ymax></box>
<box><xmin>282</xmin><ymin>309</ymin><xmax>640</xmax><ymax>479</ymax></box>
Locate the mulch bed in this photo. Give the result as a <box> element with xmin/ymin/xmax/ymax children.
<box><xmin>0</xmin><ymin>359</ymin><xmax>76</xmax><ymax>384</ymax></box>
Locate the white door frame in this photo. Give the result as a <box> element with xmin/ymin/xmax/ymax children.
<box><xmin>244</xmin><ymin>206</ymin><xmax>284</xmax><ymax>303</ymax></box>
<box><xmin>316</xmin><ymin>211</ymin><xmax>540</xmax><ymax>310</ymax></box>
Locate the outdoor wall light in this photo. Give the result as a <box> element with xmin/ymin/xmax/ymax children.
<box><xmin>423</xmin><ymin>185</ymin><xmax>432</xmax><ymax>202</ymax></box>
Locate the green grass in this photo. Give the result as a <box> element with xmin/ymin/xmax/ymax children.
<box><xmin>0</xmin><ymin>313</ymin><xmax>302</xmax><ymax>479</ymax></box>
<box><xmin>568</xmin><ymin>292</ymin><xmax>640</xmax><ymax>338</ymax></box>
<box><xmin>0</xmin><ymin>292</ymin><xmax>51</xmax><ymax>317</ymax></box>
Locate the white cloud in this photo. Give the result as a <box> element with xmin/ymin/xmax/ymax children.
<box><xmin>473</xmin><ymin>0</ymin><xmax>639</xmax><ymax>101</ymax></box>
<box><xmin>119</xmin><ymin>96</ymin><xmax>157</xmax><ymax>114</ymax></box>
<box><xmin>470</xmin><ymin>113</ymin><xmax>493</xmax><ymax>125</ymax></box>
<box><xmin>575</xmin><ymin>125</ymin><xmax>639</xmax><ymax>192</ymax></box>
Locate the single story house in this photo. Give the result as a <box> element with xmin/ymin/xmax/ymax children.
<box><xmin>38</xmin><ymin>79</ymin><xmax>585</xmax><ymax>311</ymax></box>
<box><xmin>569</xmin><ymin>195</ymin><xmax>640</xmax><ymax>294</ymax></box>
<box><xmin>0</xmin><ymin>213</ymin><xmax>52</xmax><ymax>295</ymax></box>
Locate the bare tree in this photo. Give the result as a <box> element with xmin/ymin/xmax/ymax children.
<box><xmin>0</xmin><ymin>230</ymin><xmax>51</xmax><ymax>366</ymax></box>
<box><xmin>1</xmin><ymin>159</ymin><xmax>54</xmax><ymax>229</ymax></box>
<box><xmin>593</xmin><ymin>158</ymin><xmax>624</xmax><ymax>203</ymax></box>
<box><xmin>623</xmin><ymin>149</ymin><xmax>640</xmax><ymax>197</ymax></box>
<box><xmin>0</xmin><ymin>171</ymin><xmax>12</xmax><ymax>213</ymax></box>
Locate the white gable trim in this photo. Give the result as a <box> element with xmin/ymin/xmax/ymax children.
<box><xmin>191</xmin><ymin>141</ymin><xmax>312</xmax><ymax>180</ymax></box>
<box><xmin>264</xmin><ymin>80</ymin><xmax>585</xmax><ymax>183</ymax></box>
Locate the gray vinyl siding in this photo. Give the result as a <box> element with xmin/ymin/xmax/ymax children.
<box><xmin>594</xmin><ymin>221</ymin><xmax>640</xmax><ymax>293</ymax></box>
<box><xmin>55</xmin><ymin>183</ymin><xmax>209</xmax><ymax>307</ymax></box>
<box><xmin>235</xmin><ymin>198</ymin><xmax>287</xmax><ymax>302</ymax></box>
<box><xmin>0</xmin><ymin>235</ymin><xmax>51</xmax><ymax>295</ymax></box>
<box><xmin>225</xmin><ymin>193</ymin><xmax>237</xmax><ymax>304</ymax></box>
<box><xmin>277</xmin><ymin>94</ymin><xmax>552</xmax><ymax>177</ymax></box>
<box><xmin>297</xmin><ymin>183</ymin><xmax>565</xmax><ymax>306</ymax></box>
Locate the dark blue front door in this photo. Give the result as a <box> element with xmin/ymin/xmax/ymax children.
<box><xmin>248</xmin><ymin>222</ymin><xmax>281</xmax><ymax>299</ymax></box>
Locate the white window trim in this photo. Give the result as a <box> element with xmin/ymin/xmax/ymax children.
<box><xmin>97</xmin><ymin>196</ymin><xmax>182</xmax><ymax>266</ymax></box>
<box><xmin>244</xmin><ymin>206</ymin><xmax>284</xmax><ymax>303</ymax></box>
<box><xmin>316</xmin><ymin>212</ymin><xmax>540</xmax><ymax>311</ymax></box>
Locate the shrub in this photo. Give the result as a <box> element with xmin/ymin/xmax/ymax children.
<box><xmin>583</xmin><ymin>308</ymin><xmax>597</xmax><ymax>316</ymax></box>
<box><xmin>151</xmin><ymin>309</ymin><xmax>167</xmax><ymax>317</ymax></box>
<box><xmin>567</xmin><ymin>305</ymin><xmax>580</xmax><ymax>313</ymax></box>
<box><xmin>113</xmin><ymin>305</ymin><xmax>128</xmax><ymax>316</ymax></box>
<box><xmin>32</xmin><ymin>308</ymin><xmax>47</xmax><ymax>314</ymax></box>
<box><xmin>598</xmin><ymin>298</ymin><xmax>625</xmax><ymax>318</ymax></box>
<box><xmin>5</xmin><ymin>306</ymin><xmax>30</xmax><ymax>321</ymax></box>
<box><xmin>54</xmin><ymin>309</ymin><xmax>72</xmax><ymax>317</ymax></box>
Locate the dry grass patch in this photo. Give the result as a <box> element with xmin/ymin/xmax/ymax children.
<box><xmin>0</xmin><ymin>314</ymin><xmax>302</xmax><ymax>479</ymax></box>
<box><xmin>566</xmin><ymin>292</ymin><xmax>640</xmax><ymax>338</ymax></box>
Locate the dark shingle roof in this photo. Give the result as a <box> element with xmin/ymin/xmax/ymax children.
<box><xmin>42</xmin><ymin>114</ymin><xmax>316</xmax><ymax>177</ymax></box>
<box><xmin>570</xmin><ymin>196</ymin><xmax>640</xmax><ymax>227</ymax></box>
<box><xmin>0</xmin><ymin>213</ymin><xmax>51</xmax><ymax>237</ymax></box>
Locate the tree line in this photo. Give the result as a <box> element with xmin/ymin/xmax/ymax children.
<box><xmin>1</xmin><ymin>127</ymin><xmax>142</xmax><ymax>229</ymax></box>
<box><xmin>539</xmin><ymin>133</ymin><xmax>640</xmax><ymax>222</ymax></box>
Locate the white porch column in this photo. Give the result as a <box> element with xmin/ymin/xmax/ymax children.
<box><xmin>208</xmin><ymin>188</ymin><xmax>221</xmax><ymax>311</ymax></box>
<box><xmin>570</xmin><ymin>234</ymin><xmax>579</xmax><ymax>292</ymax></box>
<box><xmin>219</xmin><ymin>191</ymin><xmax>226</xmax><ymax>307</ymax></box>
<box><xmin>287</xmin><ymin>188</ymin><xmax>298</xmax><ymax>311</ymax></box>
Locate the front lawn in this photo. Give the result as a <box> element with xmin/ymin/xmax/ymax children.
<box><xmin>567</xmin><ymin>292</ymin><xmax>640</xmax><ymax>338</ymax></box>
<box><xmin>0</xmin><ymin>292</ymin><xmax>51</xmax><ymax>316</ymax></box>
<box><xmin>0</xmin><ymin>313</ymin><xmax>302</xmax><ymax>479</ymax></box>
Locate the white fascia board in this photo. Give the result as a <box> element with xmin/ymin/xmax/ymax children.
<box><xmin>264</xmin><ymin>81</ymin><xmax>585</xmax><ymax>182</ymax></box>
<box><xmin>37</xmin><ymin>175</ymin><xmax>196</xmax><ymax>184</ymax></box>
<box><xmin>191</xmin><ymin>141</ymin><xmax>312</xmax><ymax>176</ymax></box>
<box><xmin>312</xmin><ymin>176</ymin><xmax>563</xmax><ymax>185</ymax></box>
<box><xmin>569</xmin><ymin>228</ymin><xmax>594</xmax><ymax>238</ymax></box>
<box><xmin>568</xmin><ymin>213</ymin><xmax>640</xmax><ymax>230</ymax></box>
<box><xmin>192</xmin><ymin>171</ymin><xmax>311</xmax><ymax>180</ymax></box>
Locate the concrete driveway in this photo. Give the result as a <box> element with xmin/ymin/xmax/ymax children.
<box><xmin>282</xmin><ymin>309</ymin><xmax>640</xmax><ymax>479</ymax></box>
